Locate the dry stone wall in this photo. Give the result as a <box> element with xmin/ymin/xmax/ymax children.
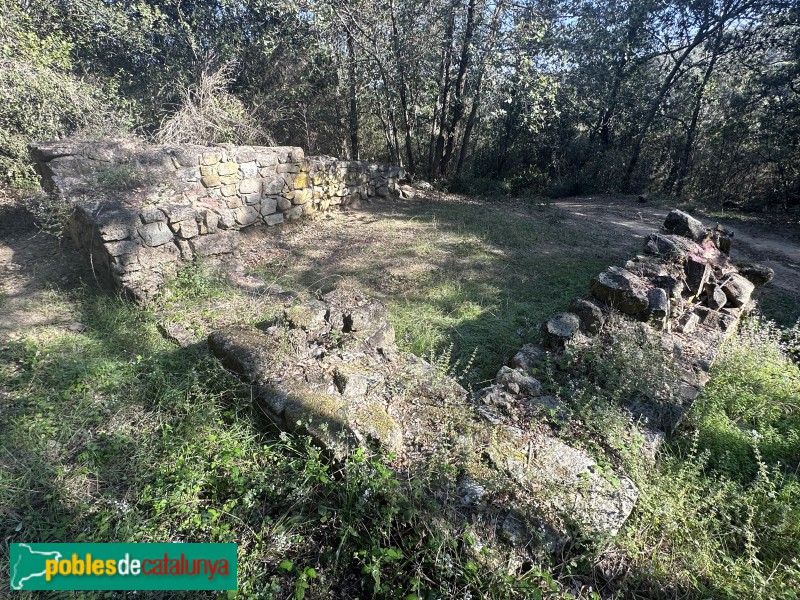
<box><xmin>29</xmin><ymin>140</ymin><xmax>403</xmax><ymax>302</ymax></box>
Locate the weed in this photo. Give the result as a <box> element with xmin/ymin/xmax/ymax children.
<box><xmin>94</xmin><ymin>164</ymin><xmax>142</xmax><ymax>190</ymax></box>
<box><xmin>26</xmin><ymin>190</ymin><xmax>73</xmax><ymax>238</ymax></box>
<box><xmin>165</xmin><ymin>255</ymin><xmax>229</xmax><ymax>301</ymax></box>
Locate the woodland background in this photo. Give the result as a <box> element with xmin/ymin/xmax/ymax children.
<box><xmin>1</xmin><ymin>0</ymin><xmax>799</xmax><ymax>209</ymax></box>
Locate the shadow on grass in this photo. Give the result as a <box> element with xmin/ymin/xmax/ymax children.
<box><xmin>253</xmin><ymin>199</ymin><xmax>641</xmax><ymax>382</ymax></box>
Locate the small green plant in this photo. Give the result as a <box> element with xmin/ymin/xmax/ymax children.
<box><xmin>27</xmin><ymin>190</ymin><xmax>74</xmax><ymax>238</ymax></box>
<box><xmin>94</xmin><ymin>164</ymin><xmax>142</xmax><ymax>190</ymax></box>
<box><xmin>166</xmin><ymin>255</ymin><xmax>228</xmax><ymax>301</ymax></box>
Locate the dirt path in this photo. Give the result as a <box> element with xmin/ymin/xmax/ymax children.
<box><xmin>554</xmin><ymin>196</ymin><xmax>800</xmax><ymax>322</ymax></box>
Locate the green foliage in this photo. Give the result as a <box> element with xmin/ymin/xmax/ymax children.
<box><xmin>607</xmin><ymin>318</ymin><xmax>800</xmax><ymax>599</ymax></box>
<box><xmin>0</xmin><ymin>2</ymin><xmax>131</xmax><ymax>187</ymax></box>
<box><xmin>26</xmin><ymin>191</ymin><xmax>74</xmax><ymax>238</ymax></box>
<box><xmin>682</xmin><ymin>318</ymin><xmax>800</xmax><ymax>480</ymax></box>
<box><xmin>94</xmin><ymin>164</ymin><xmax>142</xmax><ymax>191</ymax></box>
<box><xmin>166</xmin><ymin>257</ymin><xmax>229</xmax><ymax>302</ymax></box>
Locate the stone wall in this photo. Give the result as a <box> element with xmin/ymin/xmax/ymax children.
<box><xmin>28</xmin><ymin>140</ymin><xmax>403</xmax><ymax>301</ymax></box>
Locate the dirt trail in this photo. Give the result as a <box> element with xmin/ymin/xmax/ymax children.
<box><xmin>0</xmin><ymin>191</ymin><xmax>90</xmax><ymax>341</ymax></box>
<box><xmin>555</xmin><ymin>196</ymin><xmax>800</xmax><ymax>307</ymax></box>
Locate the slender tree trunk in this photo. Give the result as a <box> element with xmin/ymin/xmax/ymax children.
<box><xmin>389</xmin><ymin>0</ymin><xmax>415</xmax><ymax>175</ymax></box>
<box><xmin>623</xmin><ymin>28</ymin><xmax>711</xmax><ymax>191</ymax></box>
<box><xmin>431</xmin><ymin>9</ymin><xmax>456</xmax><ymax>178</ymax></box>
<box><xmin>346</xmin><ymin>32</ymin><xmax>359</xmax><ymax>160</ymax></box>
<box><xmin>456</xmin><ymin>0</ymin><xmax>504</xmax><ymax>176</ymax></box>
<box><xmin>674</xmin><ymin>27</ymin><xmax>724</xmax><ymax>196</ymax></box>
<box><xmin>440</xmin><ymin>0</ymin><xmax>477</xmax><ymax>178</ymax></box>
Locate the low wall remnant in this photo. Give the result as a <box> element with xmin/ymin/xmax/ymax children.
<box><xmin>29</xmin><ymin>140</ymin><xmax>403</xmax><ymax>301</ymax></box>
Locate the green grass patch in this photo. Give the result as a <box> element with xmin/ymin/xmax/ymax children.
<box><xmin>0</xmin><ymin>287</ymin><xmax>562</xmax><ymax>598</ymax></box>
<box><xmin>616</xmin><ymin>318</ymin><xmax>800</xmax><ymax>599</ymax></box>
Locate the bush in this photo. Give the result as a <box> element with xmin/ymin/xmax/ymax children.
<box><xmin>0</xmin><ymin>6</ymin><xmax>131</xmax><ymax>188</ymax></box>
<box><xmin>154</xmin><ymin>63</ymin><xmax>270</xmax><ymax>146</ymax></box>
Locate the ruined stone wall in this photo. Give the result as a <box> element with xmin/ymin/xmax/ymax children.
<box><xmin>206</xmin><ymin>211</ymin><xmax>775</xmax><ymax>557</ymax></box>
<box><xmin>28</xmin><ymin>140</ymin><xmax>403</xmax><ymax>301</ymax></box>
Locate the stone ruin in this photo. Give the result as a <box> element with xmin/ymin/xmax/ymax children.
<box><xmin>25</xmin><ymin>141</ymin><xmax>776</xmax><ymax>558</ymax></box>
<box><xmin>205</xmin><ymin>208</ymin><xmax>774</xmax><ymax>558</ymax></box>
<box><xmin>28</xmin><ymin>140</ymin><xmax>404</xmax><ymax>302</ymax></box>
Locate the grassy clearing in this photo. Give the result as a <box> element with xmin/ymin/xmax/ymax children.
<box><xmin>2</xmin><ymin>197</ymin><xmax>800</xmax><ymax>598</ymax></box>
<box><xmin>249</xmin><ymin>200</ymin><xmax>632</xmax><ymax>385</ymax></box>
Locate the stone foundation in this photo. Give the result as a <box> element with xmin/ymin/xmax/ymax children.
<box><xmin>29</xmin><ymin>140</ymin><xmax>403</xmax><ymax>301</ymax></box>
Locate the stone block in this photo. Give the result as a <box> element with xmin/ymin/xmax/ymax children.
<box><xmin>234</xmin><ymin>205</ymin><xmax>260</xmax><ymax>227</ymax></box>
<box><xmin>140</xmin><ymin>208</ymin><xmax>166</xmax><ymax>224</ymax></box>
<box><xmin>293</xmin><ymin>172</ymin><xmax>309</xmax><ymax>189</ymax></box>
<box><xmin>664</xmin><ymin>209</ymin><xmax>706</xmax><ymax>241</ymax></box>
<box><xmin>284</xmin><ymin>206</ymin><xmax>303</xmax><ymax>220</ymax></box>
<box><xmin>239</xmin><ymin>178</ymin><xmax>261</xmax><ymax>194</ymax></box>
<box><xmin>239</xmin><ymin>161</ymin><xmax>258</xmax><ymax>178</ymax></box>
<box><xmin>221</xmin><ymin>184</ymin><xmax>238</xmax><ymax>197</ymax></box>
<box><xmin>541</xmin><ymin>312</ymin><xmax>581</xmax><ymax>348</ymax></box>
<box><xmin>276</xmin><ymin>163</ymin><xmax>300</xmax><ymax>174</ymax></box>
<box><xmin>568</xmin><ymin>297</ymin><xmax>605</xmax><ymax>334</ymax></box>
<box><xmin>163</xmin><ymin>204</ymin><xmax>195</xmax><ymax>223</ymax></box>
<box><xmin>138</xmin><ymin>221</ymin><xmax>174</xmax><ymax>247</ymax></box>
<box><xmin>168</xmin><ymin>147</ymin><xmax>199</xmax><ymax>167</ymax></box>
<box><xmin>264</xmin><ymin>213</ymin><xmax>284</xmax><ymax>226</ymax></box>
<box><xmin>189</xmin><ymin>231</ymin><xmax>240</xmax><ymax>256</ymax></box>
<box><xmin>226</xmin><ymin>196</ymin><xmax>243</xmax><ymax>209</ymax></box>
<box><xmin>243</xmin><ymin>193</ymin><xmax>262</xmax><ymax>206</ymax></box>
<box><xmin>232</xmin><ymin>147</ymin><xmax>256</xmax><ymax>163</ymax></box>
<box><xmin>589</xmin><ymin>267</ymin><xmax>649</xmax><ymax>314</ymax></box>
<box><xmin>200</xmin><ymin>165</ymin><xmax>217</xmax><ymax>177</ymax></box>
<box><xmin>173</xmin><ymin>219</ymin><xmax>199</xmax><ymax>239</ymax></box>
<box><xmin>293</xmin><ymin>188</ymin><xmax>312</xmax><ymax>205</ymax></box>
<box><xmin>260</xmin><ymin>196</ymin><xmax>278</xmax><ymax>215</ymax></box>
<box><xmin>263</xmin><ymin>178</ymin><xmax>285</xmax><ymax>195</ymax></box>
<box><xmin>219</xmin><ymin>175</ymin><xmax>239</xmax><ymax>185</ymax></box>
<box><xmin>201</xmin><ymin>151</ymin><xmax>222</xmax><ymax>166</ymax></box>
<box><xmin>722</xmin><ymin>273</ymin><xmax>755</xmax><ymax>308</ymax></box>
<box><xmin>203</xmin><ymin>211</ymin><xmax>219</xmax><ymax>234</ymax></box>
<box><xmin>217</xmin><ymin>209</ymin><xmax>236</xmax><ymax>229</ymax></box>
<box><xmin>685</xmin><ymin>257</ymin><xmax>711</xmax><ymax>297</ymax></box>
<box><xmin>256</xmin><ymin>152</ymin><xmax>278</xmax><ymax>167</ymax></box>
<box><xmin>201</xmin><ymin>174</ymin><xmax>221</xmax><ymax>188</ymax></box>
<box><xmin>217</xmin><ymin>162</ymin><xmax>239</xmax><ymax>176</ymax></box>
<box><xmin>176</xmin><ymin>167</ymin><xmax>199</xmax><ymax>182</ymax></box>
<box><xmin>259</xmin><ymin>166</ymin><xmax>278</xmax><ymax>178</ymax></box>
<box><xmin>277</xmin><ymin>197</ymin><xmax>292</xmax><ymax>211</ymax></box>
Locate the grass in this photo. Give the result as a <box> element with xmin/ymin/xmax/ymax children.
<box><xmin>0</xmin><ymin>288</ymin><xmax>562</xmax><ymax>598</ymax></box>
<box><xmin>2</xmin><ymin>197</ymin><xmax>800</xmax><ymax>598</ymax></box>
<box><xmin>250</xmin><ymin>200</ymin><xmax>628</xmax><ymax>384</ymax></box>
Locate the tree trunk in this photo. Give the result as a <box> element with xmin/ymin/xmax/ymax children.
<box><xmin>456</xmin><ymin>0</ymin><xmax>504</xmax><ymax>177</ymax></box>
<box><xmin>390</xmin><ymin>0</ymin><xmax>415</xmax><ymax>175</ymax></box>
<box><xmin>623</xmin><ymin>27</ymin><xmax>711</xmax><ymax>191</ymax></box>
<box><xmin>674</xmin><ymin>27</ymin><xmax>724</xmax><ymax>196</ymax></box>
<box><xmin>431</xmin><ymin>9</ymin><xmax>456</xmax><ymax>178</ymax></box>
<box><xmin>440</xmin><ymin>0</ymin><xmax>477</xmax><ymax>178</ymax></box>
<box><xmin>346</xmin><ymin>31</ymin><xmax>359</xmax><ymax>160</ymax></box>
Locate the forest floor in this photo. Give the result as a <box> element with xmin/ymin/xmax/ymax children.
<box><xmin>2</xmin><ymin>188</ymin><xmax>799</xmax><ymax>598</ymax></box>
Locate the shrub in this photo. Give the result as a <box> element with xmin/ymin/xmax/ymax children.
<box><xmin>154</xmin><ymin>63</ymin><xmax>270</xmax><ymax>146</ymax></box>
<box><xmin>0</xmin><ymin>6</ymin><xmax>131</xmax><ymax>188</ymax></box>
